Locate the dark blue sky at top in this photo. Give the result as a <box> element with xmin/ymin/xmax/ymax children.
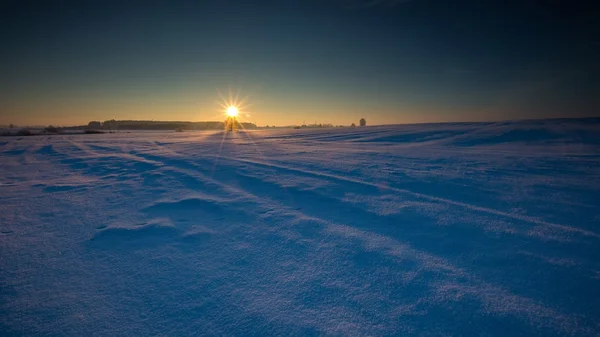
<box><xmin>1</xmin><ymin>0</ymin><xmax>599</xmax><ymax>125</ymax></box>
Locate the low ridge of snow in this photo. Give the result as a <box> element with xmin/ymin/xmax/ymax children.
<box><xmin>2</xmin><ymin>119</ymin><xmax>600</xmax><ymax>335</ymax></box>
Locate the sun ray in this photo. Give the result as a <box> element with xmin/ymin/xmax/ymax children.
<box><xmin>217</xmin><ymin>89</ymin><xmax>227</xmax><ymax>105</ymax></box>
<box><xmin>210</xmin><ymin>129</ymin><xmax>228</xmax><ymax>178</ymax></box>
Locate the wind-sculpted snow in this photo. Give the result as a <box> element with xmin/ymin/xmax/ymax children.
<box><xmin>1</xmin><ymin>119</ymin><xmax>600</xmax><ymax>335</ymax></box>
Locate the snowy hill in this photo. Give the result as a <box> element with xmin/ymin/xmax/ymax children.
<box><xmin>1</xmin><ymin>119</ymin><xmax>600</xmax><ymax>335</ymax></box>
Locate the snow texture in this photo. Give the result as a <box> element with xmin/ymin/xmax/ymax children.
<box><xmin>1</xmin><ymin>119</ymin><xmax>600</xmax><ymax>336</ymax></box>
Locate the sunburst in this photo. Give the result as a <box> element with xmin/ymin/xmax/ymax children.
<box><xmin>217</xmin><ymin>88</ymin><xmax>252</xmax><ymax>120</ymax></box>
<box><xmin>226</xmin><ymin>106</ymin><xmax>239</xmax><ymax>117</ymax></box>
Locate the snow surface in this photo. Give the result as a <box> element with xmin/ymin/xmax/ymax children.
<box><xmin>1</xmin><ymin>119</ymin><xmax>600</xmax><ymax>336</ymax></box>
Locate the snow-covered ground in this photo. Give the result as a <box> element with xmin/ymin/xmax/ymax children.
<box><xmin>2</xmin><ymin>119</ymin><xmax>600</xmax><ymax>335</ymax></box>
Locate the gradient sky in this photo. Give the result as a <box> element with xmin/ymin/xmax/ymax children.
<box><xmin>1</xmin><ymin>0</ymin><xmax>599</xmax><ymax>126</ymax></box>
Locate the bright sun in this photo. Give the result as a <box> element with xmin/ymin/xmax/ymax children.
<box><xmin>226</xmin><ymin>106</ymin><xmax>239</xmax><ymax>117</ymax></box>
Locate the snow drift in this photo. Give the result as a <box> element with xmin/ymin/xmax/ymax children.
<box><xmin>1</xmin><ymin>119</ymin><xmax>600</xmax><ymax>335</ymax></box>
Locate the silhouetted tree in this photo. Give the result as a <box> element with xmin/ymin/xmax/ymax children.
<box><xmin>88</xmin><ymin>121</ymin><xmax>102</xmax><ymax>129</ymax></box>
<box><xmin>9</xmin><ymin>124</ymin><xmax>14</xmax><ymax>129</ymax></box>
<box><xmin>351</xmin><ymin>123</ymin><xmax>356</xmax><ymax>128</ymax></box>
<box><xmin>103</xmin><ymin>119</ymin><xmax>117</xmax><ymax>131</ymax></box>
<box><xmin>44</xmin><ymin>125</ymin><xmax>60</xmax><ymax>134</ymax></box>
<box><xmin>359</xmin><ymin>118</ymin><xmax>366</xmax><ymax>127</ymax></box>
<box><xmin>225</xmin><ymin>116</ymin><xmax>239</xmax><ymax>131</ymax></box>
<box><xmin>85</xmin><ymin>120</ymin><xmax>256</xmax><ymax>131</ymax></box>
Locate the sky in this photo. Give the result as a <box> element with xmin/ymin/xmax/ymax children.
<box><xmin>1</xmin><ymin>0</ymin><xmax>599</xmax><ymax>126</ymax></box>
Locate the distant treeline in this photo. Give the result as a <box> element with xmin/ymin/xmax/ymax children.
<box><xmin>65</xmin><ymin>120</ymin><xmax>258</xmax><ymax>131</ymax></box>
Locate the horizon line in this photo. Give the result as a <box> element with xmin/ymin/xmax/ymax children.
<box><xmin>2</xmin><ymin>115</ymin><xmax>599</xmax><ymax>129</ymax></box>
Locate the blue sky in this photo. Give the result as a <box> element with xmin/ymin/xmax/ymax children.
<box><xmin>1</xmin><ymin>0</ymin><xmax>598</xmax><ymax>126</ymax></box>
